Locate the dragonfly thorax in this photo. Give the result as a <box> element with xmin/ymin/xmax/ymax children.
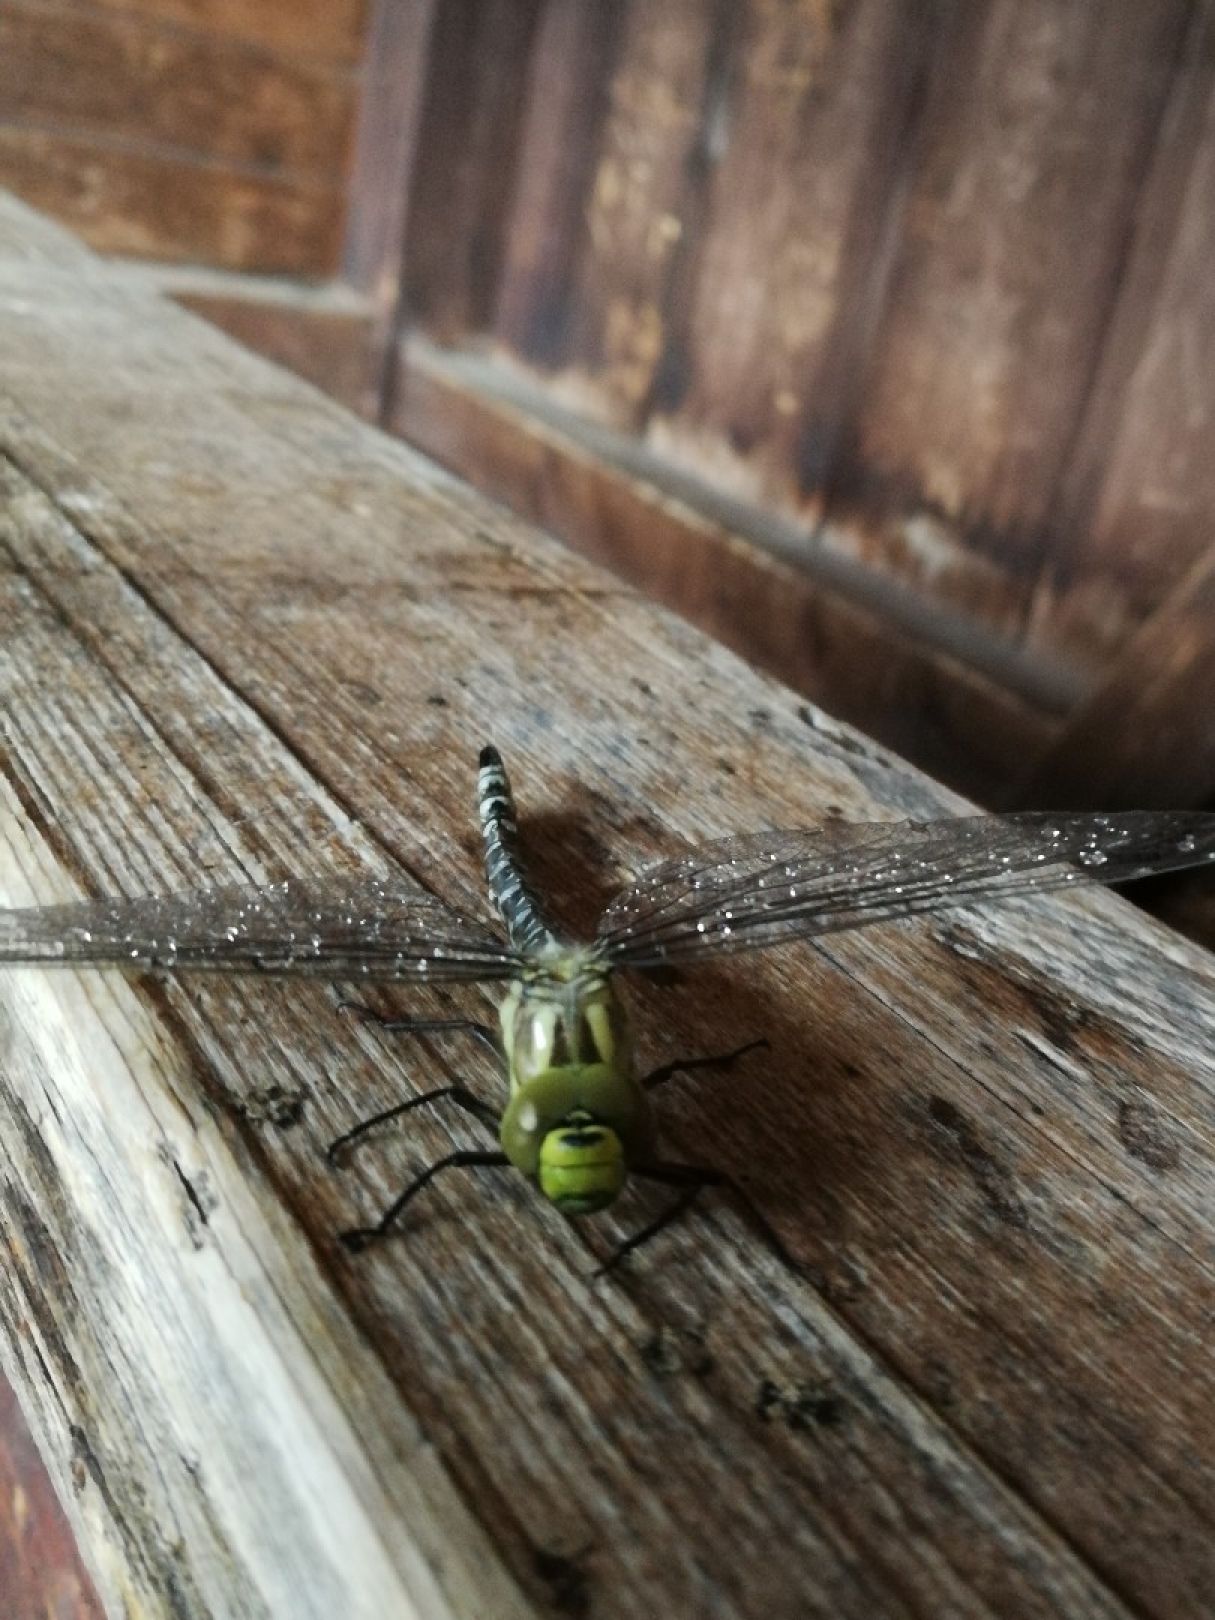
<box><xmin>496</xmin><ymin>955</ymin><xmax>653</xmax><ymax>1211</ymax></box>
<box><xmin>499</xmin><ymin>949</ymin><xmax>624</xmax><ymax>1081</ymax></box>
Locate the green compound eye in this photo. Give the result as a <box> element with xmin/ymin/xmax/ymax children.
<box><xmin>537</xmin><ymin>1123</ymin><xmax>626</xmax><ymax>1215</ymax></box>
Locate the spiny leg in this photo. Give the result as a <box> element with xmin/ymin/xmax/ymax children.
<box><xmin>642</xmin><ymin>1037</ymin><xmax>768</xmax><ymax>1092</ymax></box>
<box><xmin>327</xmin><ymin>1084</ymin><xmax>501</xmax><ymax>1164</ymax></box>
<box><xmin>596</xmin><ymin>1159</ymin><xmax>799</xmax><ymax>1276</ymax></box>
<box><xmin>340</xmin><ymin>1149</ymin><xmax>511</xmax><ymax>1251</ymax></box>
<box><xmin>337</xmin><ymin>1000</ymin><xmax>503</xmax><ymax>1066</ymax></box>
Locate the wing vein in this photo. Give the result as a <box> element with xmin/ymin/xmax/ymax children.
<box><xmin>598</xmin><ymin>812</ymin><xmax>1215</xmax><ymax>969</ymax></box>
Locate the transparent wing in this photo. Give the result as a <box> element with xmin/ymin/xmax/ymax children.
<box><xmin>0</xmin><ymin>877</ymin><xmax>522</xmax><ymax>983</ymax></box>
<box><xmin>598</xmin><ymin>812</ymin><xmax>1215</xmax><ymax>968</ymax></box>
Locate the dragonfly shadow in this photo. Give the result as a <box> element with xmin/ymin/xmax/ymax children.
<box><xmin>502</xmin><ymin>804</ymin><xmax>623</xmax><ymax>941</ymax></box>
<box><xmin>620</xmin><ymin>947</ymin><xmax>889</xmax><ymax>1256</ymax></box>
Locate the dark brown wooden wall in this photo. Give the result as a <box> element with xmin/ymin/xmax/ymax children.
<box><xmin>0</xmin><ymin>0</ymin><xmax>364</xmax><ymax>272</ymax></box>
<box><xmin>372</xmin><ymin>0</ymin><xmax>1215</xmax><ymax>699</ymax></box>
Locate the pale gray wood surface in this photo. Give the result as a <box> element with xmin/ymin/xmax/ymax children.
<box><xmin>1</xmin><ymin>190</ymin><xmax>1214</xmax><ymax>1620</ymax></box>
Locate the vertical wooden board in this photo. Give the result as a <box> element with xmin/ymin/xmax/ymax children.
<box><xmin>0</xmin><ymin>129</ymin><xmax>343</xmax><ymax>273</ymax></box>
<box><xmin>341</xmin><ymin>0</ymin><xmax>438</xmax><ymax>418</ymax></box>
<box><xmin>824</xmin><ymin>0</ymin><xmax>1191</xmax><ymax>633</ymax></box>
<box><xmin>52</xmin><ymin>0</ymin><xmax>368</xmax><ymax>61</ymax></box>
<box><xmin>556</xmin><ymin>0</ymin><xmax>722</xmax><ymax>427</ymax></box>
<box><xmin>491</xmin><ymin>0</ymin><xmax>625</xmax><ymax>367</ymax></box>
<box><xmin>398</xmin><ymin>0</ymin><xmax>546</xmax><ymax>344</ymax></box>
<box><xmin>646</xmin><ymin>0</ymin><xmax>943</xmax><ymax>511</ymax></box>
<box><xmin>0</xmin><ymin>2</ymin><xmax>355</xmax><ymax>178</ymax></box>
<box><xmin>1025</xmin><ymin>3</ymin><xmax>1215</xmax><ymax>673</ymax></box>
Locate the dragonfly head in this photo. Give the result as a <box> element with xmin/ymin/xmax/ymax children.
<box><xmin>537</xmin><ymin>1110</ymin><xmax>626</xmax><ymax>1215</ymax></box>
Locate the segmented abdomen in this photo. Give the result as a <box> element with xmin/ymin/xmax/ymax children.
<box><xmin>478</xmin><ymin>746</ymin><xmax>558</xmax><ymax>954</ymax></box>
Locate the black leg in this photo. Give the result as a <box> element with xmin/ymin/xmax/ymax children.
<box><xmin>339</xmin><ymin>1149</ymin><xmax>511</xmax><ymax>1251</ymax></box>
<box><xmin>642</xmin><ymin>1037</ymin><xmax>768</xmax><ymax>1092</ymax></box>
<box><xmin>595</xmin><ymin>1174</ymin><xmax>709</xmax><ymax>1275</ymax></box>
<box><xmin>326</xmin><ymin>1084</ymin><xmax>501</xmax><ymax>1164</ymax></box>
<box><xmin>596</xmin><ymin>1159</ymin><xmax>799</xmax><ymax>1276</ymax></box>
<box><xmin>337</xmin><ymin>1000</ymin><xmax>503</xmax><ymax>1067</ymax></box>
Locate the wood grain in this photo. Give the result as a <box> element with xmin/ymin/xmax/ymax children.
<box><xmin>392</xmin><ymin>333</ymin><xmax>1062</xmax><ymax>804</ymax></box>
<box><xmin>341</xmin><ymin>0</ymin><xmax>440</xmax><ymax>414</ymax></box>
<box><xmin>52</xmin><ymin>0</ymin><xmax>366</xmax><ymax>60</ymax></box>
<box><xmin>825</xmin><ymin>0</ymin><xmax>1191</xmax><ymax>632</ymax></box>
<box><xmin>492</xmin><ymin>0</ymin><xmax>625</xmax><ymax>368</ymax></box>
<box><xmin>332</xmin><ymin>0</ymin><xmax>1215</xmax><ymax>764</ymax></box>
<box><xmin>1025</xmin><ymin>0</ymin><xmax>1215</xmax><ymax>672</ymax></box>
<box><xmin>558</xmin><ymin>0</ymin><xmax>719</xmax><ymax>427</ymax></box>
<box><xmin>342</xmin><ymin>0</ymin><xmax>438</xmax><ymax>301</ymax></box>
<box><xmin>645</xmin><ymin>0</ymin><xmax>940</xmax><ymax>511</ymax></box>
<box><xmin>398</xmin><ymin>0</ymin><xmax>546</xmax><ymax>346</ymax></box>
<box><xmin>2</xmin><ymin>189</ymin><xmax>1215</xmax><ymax>1619</ymax></box>
<box><xmin>0</xmin><ymin>126</ymin><xmax>342</xmax><ymax>272</ymax></box>
<box><xmin>0</xmin><ymin>0</ymin><xmax>355</xmax><ymax>178</ymax></box>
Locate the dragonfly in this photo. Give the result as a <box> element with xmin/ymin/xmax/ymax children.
<box><xmin>2</xmin><ymin>745</ymin><xmax>1214</xmax><ymax>1269</ymax></box>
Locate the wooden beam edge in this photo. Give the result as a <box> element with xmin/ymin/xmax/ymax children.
<box><xmin>391</xmin><ymin>335</ymin><xmax>1063</xmax><ymax>806</ymax></box>
<box><xmin>0</xmin><ymin>793</ymin><xmax>537</xmax><ymax>1620</ymax></box>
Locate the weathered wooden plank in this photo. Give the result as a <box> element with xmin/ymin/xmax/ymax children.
<box><xmin>397</xmin><ymin>0</ymin><xmax>546</xmax><ymax>346</ymax></box>
<box><xmin>53</xmin><ymin>0</ymin><xmax>366</xmax><ymax>61</ymax></box>
<box><xmin>342</xmin><ymin>0</ymin><xmax>438</xmax><ymax>301</ymax></box>
<box><xmin>0</xmin><ymin>452</ymin><xmax>1149</xmax><ymax>1620</ymax></box>
<box><xmin>0</xmin><ymin>127</ymin><xmax>342</xmax><ymax>272</ymax></box>
<box><xmin>1</xmin><ymin>190</ymin><xmax>1215</xmax><ymax>1619</ymax></box>
<box><xmin>340</xmin><ymin>0</ymin><xmax>439</xmax><ymax>415</ymax></box>
<box><xmin>0</xmin><ymin>1</ymin><xmax>355</xmax><ymax>178</ymax></box>
<box><xmin>555</xmin><ymin>0</ymin><xmax>719</xmax><ymax>427</ymax></box>
<box><xmin>392</xmin><ymin>334</ymin><xmax>1063</xmax><ymax>803</ymax></box>
<box><xmin>825</xmin><ymin>0</ymin><xmax>1191</xmax><ymax>635</ymax></box>
<box><xmin>0</xmin><ymin>460</ymin><xmax>544</xmax><ymax>1620</ymax></box>
<box><xmin>646</xmin><ymin>0</ymin><xmax>943</xmax><ymax>512</ymax></box>
<box><xmin>491</xmin><ymin>0</ymin><xmax>625</xmax><ymax>368</ymax></box>
<box><xmin>1025</xmin><ymin>0</ymin><xmax>1215</xmax><ymax>673</ymax></box>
